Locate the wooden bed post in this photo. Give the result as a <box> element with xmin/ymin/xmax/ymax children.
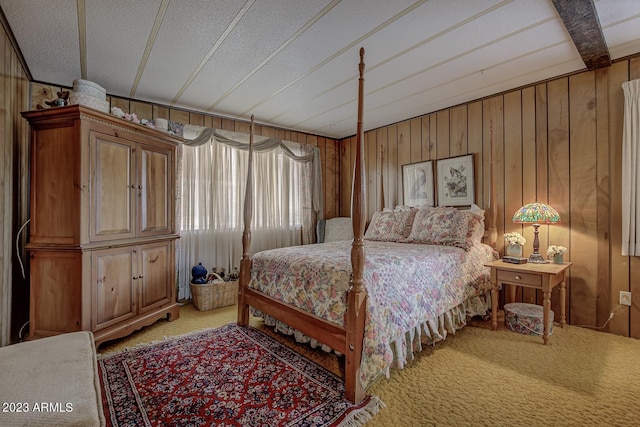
<box><xmin>488</xmin><ymin>119</ymin><xmax>498</xmax><ymax>248</ymax></box>
<box><xmin>237</xmin><ymin>115</ymin><xmax>255</xmax><ymax>326</ymax></box>
<box><xmin>345</xmin><ymin>47</ymin><xmax>367</xmax><ymax>404</ymax></box>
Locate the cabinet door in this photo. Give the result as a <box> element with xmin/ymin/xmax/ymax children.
<box><xmin>29</xmin><ymin>124</ymin><xmax>80</xmax><ymax>245</ymax></box>
<box><xmin>138</xmin><ymin>240</ymin><xmax>174</xmax><ymax>313</ymax></box>
<box><xmin>138</xmin><ymin>143</ymin><xmax>174</xmax><ymax>236</ymax></box>
<box><xmin>92</xmin><ymin>247</ymin><xmax>136</xmax><ymax>330</ymax></box>
<box><xmin>90</xmin><ymin>132</ymin><xmax>136</xmax><ymax>241</ymax></box>
<box><xmin>29</xmin><ymin>251</ymin><xmax>82</xmax><ymax>337</ymax></box>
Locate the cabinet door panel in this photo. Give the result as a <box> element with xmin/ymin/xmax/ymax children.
<box><xmin>30</xmin><ymin>251</ymin><xmax>82</xmax><ymax>336</ymax></box>
<box><xmin>139</xmin><ymin>144</ymin><xmax>173</xmax><ymax>236</ymax></box>
<box><xmin>93</xmin><ymin>248</ymin><xmax>136</xmax><ymax>330</ymax></box>
<box><xmin>138</xmin><ymin>241</ymin><xmax>172</xmax><ymax>312</ymax></box>
<box><xmin>90</xmin><ymin>132</ymin><xmax>135</xmax><ymax>241</ymax></box>
<box><xmin>30</xmin><ymin>125</ymin><xmax>79</xmax><ymax>244</ymax></box>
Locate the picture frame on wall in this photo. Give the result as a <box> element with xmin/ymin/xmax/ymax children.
<box><xmin>402</xmin><ymin>160</ymin><xmax>434</xmax><ymax>207</ymax></box>
<box><xmin>436</xmin><ymin>154</ymin><xmax>474</xmax><ymax>206</ymax></box>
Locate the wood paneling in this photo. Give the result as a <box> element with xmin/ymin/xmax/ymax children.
<box><xmin>397</xmin><ymin>121</ymin><xmax>411</xmax><ymax>207</ymax></box>
<box><xmin>436</xmin><ymin>110</ymin><xmax>450</xmax><ymax>160</ymax></box>
<box><xmin>483</xmin><ymin>96</ymin><xmax>505</xmax><ymax>251</ymax></box>
<box><xmin>450</xmin><ymin>105</ymin><xmax>467</xmax><ymax>156</ymax></box>
<box><xmin>387</xmin><ymin>125</ymin><xmax>398</xmax><ymax>208</ymax></box>
<box><xmin>338</xmin><ymin>55</ymin><xmax>640</xmax><ymax>339</ymax></box>
<box><xmin>468</xmin><ymin>102</ymin><xmax>483</xmax><ymax>209</ymax></box>
<box><xmin>607</xmin><ymin>60</ymin><xmax>629</xmax><ymax>336</ymax></box>
<box><xmin>547</xmin><ymin>78</ymin><xmax>571</xmax><ymax>318</ymax></box>
<box><xmin>1</xmin><ymin>23</ymin><xmax>30</xmax><ymax>345</ymax></box>
<box><xmin>366</xmin><ymin>131</ymin><xmax>377</xmax><ymax>221</ymax></box>
<box><xmin>569</xmin><ymin>71</ymin><xmax>598</xmax><ymax>326</ymax></box>
<box><xmin>377</xmin><ymin>128</ymin><xmax>389</xmax><ymax>210</ymax></box>
<box><xmin>595</xmin><ymin>67</ymin><xmax>613</xmax><ymax>330</ymax></box>
<box><xmin>630</xmin><ymin>57</ymin><xmax>640</xmax><ymax>338</ymax></box>
<box><xmin>503</xmin><ymin>91</ymin><xmax>523</xmax><ymax>302</ymax></box>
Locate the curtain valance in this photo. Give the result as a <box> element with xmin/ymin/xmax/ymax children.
<box><xmin>182</xmin><ymin>125</ymin><xmax>324</xmax><ymax>219</ymax></box>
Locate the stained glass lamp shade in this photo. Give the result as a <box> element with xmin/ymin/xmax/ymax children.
<box><xmin>512</xmin><ymin>202</ymin><xmax>561</xmax><ymax>263</ymax></box>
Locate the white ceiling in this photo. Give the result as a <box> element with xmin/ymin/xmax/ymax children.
<box><xmin>2</xmin><ymin>0</ymin><xmax>640</xmax><ymax>139</ymax></box>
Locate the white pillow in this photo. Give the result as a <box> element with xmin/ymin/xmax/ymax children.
<box><xmin>323</xmin><ymin>217</ymin><xmax>353</xmax><ymax>242</ymax></box>
<box><xmin>468</xmin><ymin>204</ymin><xmax>486</xmax><ymax>243</ymax></box>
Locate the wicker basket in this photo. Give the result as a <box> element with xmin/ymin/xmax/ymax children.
<box><xmin>190</xmin><ymin>274</ymin><xmax>238</xmax><ymax>311</ymax></box>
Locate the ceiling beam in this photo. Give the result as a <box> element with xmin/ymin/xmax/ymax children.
<box><xmin>552</xmin><ymin>0</ymin><xmax>611</xmax><ymax>70</ymax></box>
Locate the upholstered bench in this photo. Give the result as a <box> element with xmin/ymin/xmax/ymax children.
<box><xmin>0</xmin><ymin>331</ymin><xmax>105</xmax><ymax>426</ymax></box>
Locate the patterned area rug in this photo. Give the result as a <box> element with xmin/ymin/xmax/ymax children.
<box><xmin>98</xmin><ymin>323</ymin><xmax>383</xmax><ymax>426</ymax></box>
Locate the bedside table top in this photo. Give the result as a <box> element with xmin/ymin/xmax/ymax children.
<box><xmin>485</xmin><ymin>259</ymin><xmax>572</xmax><ymax>275</ymax></box>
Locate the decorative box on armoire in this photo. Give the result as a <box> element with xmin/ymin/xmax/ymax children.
<box><xmin>22</xmin><ymin>105</ymin><xmax>181</xmax><ymax>347</ymax></box>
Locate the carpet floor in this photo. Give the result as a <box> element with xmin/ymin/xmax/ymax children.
<box><xmin>99</xmin><ymin>303</ymin><xmax>640</xmax><ymax>426</ymax></box>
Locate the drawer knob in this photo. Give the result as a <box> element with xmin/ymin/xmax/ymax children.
<box><xmin>515</xmin><ymin>275</ymin><xmax>521</xmax><ymax>280</ymax></box>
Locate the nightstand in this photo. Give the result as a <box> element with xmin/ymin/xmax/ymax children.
<box><xmin>485</xmin><ymin>259</ymin><xmax>572</xmax><ymax>345</ymax></box>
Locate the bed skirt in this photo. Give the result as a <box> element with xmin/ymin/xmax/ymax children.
<box><xmin>255</xmin><ymin>291</ymin><xmax>491</xmax><ymax>382</ymax></box>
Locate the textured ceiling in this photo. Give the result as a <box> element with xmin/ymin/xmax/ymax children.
<box><xmin>2</xmin><ymin>0</ymin><xmax>640</xmax><ymax>139</ymax></box>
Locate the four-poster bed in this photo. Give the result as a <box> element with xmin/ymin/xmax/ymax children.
<box><xmin>237</xmin><ymin>48</ymin><xmax>497</xmax><ymax>404</ymax></box>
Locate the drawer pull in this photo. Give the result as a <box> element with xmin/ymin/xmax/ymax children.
<box><xmin>515</xmin><ymin>275</ymin><xmax>521</xmax><ymax>280</ymax></box>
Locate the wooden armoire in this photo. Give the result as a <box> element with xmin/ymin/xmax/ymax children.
<box><xmin>22</xmin><ymin>105</ymin><xmax>181</xmax><ymax>347</ymax></box>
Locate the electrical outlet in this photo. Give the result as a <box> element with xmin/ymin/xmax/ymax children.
<box><xmin>620</xmin><ymin>291</ymin><xmax>632</xmax><ymax>306</ymax></box>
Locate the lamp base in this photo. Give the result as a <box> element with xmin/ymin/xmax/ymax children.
<box><xmin>528</xmin><ymin>253</ymin><xmax>549</xmax><ymax>264</ymax></box>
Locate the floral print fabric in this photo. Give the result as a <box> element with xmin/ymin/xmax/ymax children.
<box><xmin>364</xmin><ymin>209</ymin><xmax>417</xmax><ymax>242</ymax></box>
<box><xmin>406</xmin><ymin>207</ymin><xmax>482</xmax><ymax>250</ymax></box>
<box><xmin>249</xmin><ymin>240</ymin><xmax>497</xmax><ymax>389</ymax></box>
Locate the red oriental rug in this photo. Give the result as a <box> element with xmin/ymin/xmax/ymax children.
<box><xmin>98</xmin><ymin>323</ymin><xmax>383</xmax><ymax>426</ymax></box>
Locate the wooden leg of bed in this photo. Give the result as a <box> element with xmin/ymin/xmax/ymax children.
<box><xmin>345</xmin><ymin>287</ymin><xmax>367</xmax><ymax>404</ymax></box>
<box><xmin>491</xmin><ymin>281</ymin><xmax>498</xmax><ymax>331</ymax></box>
<box><xmin>237</xmin><ymin>259</ymin><xmax>251</xmax><ymax>326</ymax></box>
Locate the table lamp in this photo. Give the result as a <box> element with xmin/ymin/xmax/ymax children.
<box><xmin>512</xmin><ymin>202</ymin><xmax>561</xmax><ymax>263</ymax></box>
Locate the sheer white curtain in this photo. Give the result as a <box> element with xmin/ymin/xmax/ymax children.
<box><xmin>176</xmin><ymin>126</ymin><xmax>321</xmax><ymax>299</ymax></box>
<box><xmin>622</xmin><ymin>79</ymin><xmax>640</xmax><ymax>256</ymax></box>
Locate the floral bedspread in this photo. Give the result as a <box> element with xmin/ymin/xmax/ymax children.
<box><xmin>249</xmin><ymin>240</ymin><xmax>497</xmax><ymax>389</ymax></box>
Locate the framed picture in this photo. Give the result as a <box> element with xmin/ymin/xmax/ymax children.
<box><xmin>402</xmin><ymin>160</ymin><xmax>434</xmax><ymax>207</ymax></box>
<box><xmin>436</xmin><ymin>154</ymin><xmax>475</xmax><ymax>206</ymax></box>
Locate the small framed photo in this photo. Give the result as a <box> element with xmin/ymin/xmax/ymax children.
<box><xmin>402</xmin><ymin>160</ymin><xmax>434</xmax><ymax>207</ymax></box>
<box><xmin>436</xmin><ymin>154</ymin><xmax>475</xmax><ymax>206</ymax></box>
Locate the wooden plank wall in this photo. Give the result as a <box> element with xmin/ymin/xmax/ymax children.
<box><xmin>0</xmin><ymin>22</ymin><xmax>30</xmax><ymax>345</ymax></box>
<box><xmin>339</xmin><ymin>55</ymin><xmax>640</xmax><ymax>339</ymax></box>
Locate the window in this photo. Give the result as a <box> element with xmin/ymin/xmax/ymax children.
<box><xmin>178</xmin><ymin>135</ymin><xmax>307</xmax><ymax>232</ymax></box>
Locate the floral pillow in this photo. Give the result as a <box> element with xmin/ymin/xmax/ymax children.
<box><xmin>365</xmin><ymin>209</ymin><xmax>417</xmax><ymax>242</ymax></box>
<box><xmin>406</xmin><ymin>207</ymin><xmax>482</xmax><ymax>250</ymax></box>
<box><xmin>394</xmin><ymin>208</ymin><xmax>418</xmax><ymax>238</ymax></box>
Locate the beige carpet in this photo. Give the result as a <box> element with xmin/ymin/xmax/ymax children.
<box><xmin>99</xmin><ymin>303</ymin><xmax>640</xmax><ymax>426</ymax></box>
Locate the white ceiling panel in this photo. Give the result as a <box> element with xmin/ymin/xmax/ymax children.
<box><xmin>85</xmin><ymin>0</ymin><xmax>160</xmax><ymax>95</ymax></box>
<box><xmin>134</xmin><ymin>0</ymin><xmax>248</xmax><ymax>105</ymax></box>
<box><xmin>1</xmin><ymin>0</ymin><xmax>638</xmax><ymax>138</ymax></box>
<box><xmin>2</xmin><ymin>0</ymin><xmax>80</xmax><ymax>85</ymax></box>
<box><xmin>214</xmin><ymin>0</ymin><xmax>417</xmax><ymax>117</ymax></box>
<box><xmin>176</xmin><ymin>0</ymin><xmax>335</xmax><ymax>113</ymax></box>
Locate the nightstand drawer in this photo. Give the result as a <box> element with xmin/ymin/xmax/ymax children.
<box><xmin>497</xmin><ymin>270</ymin><xmax>541</xmax><ymax>286</ymax></box>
